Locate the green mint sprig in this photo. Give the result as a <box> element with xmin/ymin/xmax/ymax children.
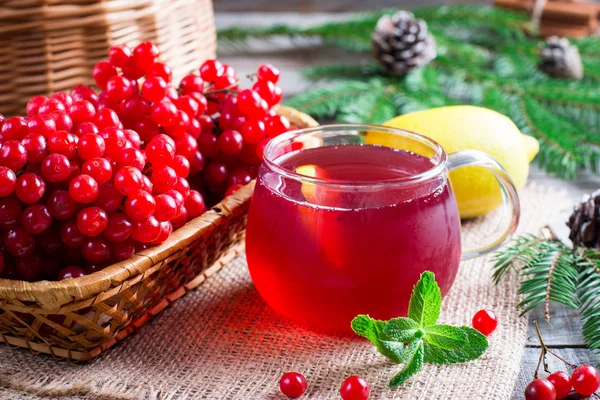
<box><xmin>351</xmin><ymin>271</ymin><xmax>488</xmax><ymax>388</ymax></box>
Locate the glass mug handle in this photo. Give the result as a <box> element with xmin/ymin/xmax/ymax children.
<box><xmin>447</xmin><ymin>150</ymin><xmax>521</xmax><ymax>260</ymax></box>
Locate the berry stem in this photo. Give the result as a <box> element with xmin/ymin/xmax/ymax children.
<box><xmin>533</xmin><ymin>321</ymin><xmax>578</xmax><ymax>372</ymax></box>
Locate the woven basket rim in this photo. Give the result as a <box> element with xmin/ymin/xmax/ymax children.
<box><xmin>0</xmin><ymin>106</ymin><xmax>318</xmax><ymax>308</ymax></box>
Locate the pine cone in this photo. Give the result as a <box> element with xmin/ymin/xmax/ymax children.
<box><xmin>567</xmin><ymin>189</ymin><xmax>600</xmax><ymax>248</ymax></box>
<box><xmin>539</xmin><ymin>36</ymin><xmax>583</xmax><ymax>80</ymax></box>
<box><xmin>372</xmin><ymin>11</ymin><xmax>436</xmax><ymax>76</ymax></box>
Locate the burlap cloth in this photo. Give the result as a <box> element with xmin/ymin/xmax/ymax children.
<box><xmin>0</xmin><ymin>183</ymin><xmax>569</xmax><ymax>400</ymax></box>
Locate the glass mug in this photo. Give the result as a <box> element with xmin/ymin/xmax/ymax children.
<box><xmin>245</xmin><ymin>125</ymin><xmax>520</xmax><ymax>332</ymax></box>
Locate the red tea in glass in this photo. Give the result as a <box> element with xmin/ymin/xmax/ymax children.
<box><xmin>246</xmin><ymin>125</ymin><xmax>519</xmax><ymax>332</ymax></box>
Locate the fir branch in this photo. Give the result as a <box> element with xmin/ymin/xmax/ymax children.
<box><xmin>576</xmin><ymin>251</ymin><xmax>600</xmax><ymax>355</ymax></box>
<box><xmin>518</xmin><ymin>242</ymin><xmax>579</xmax><ymax>318</ymax></box>
<box><xmin>284</xmin><ymin>80</ymin><xmax>374</xmax><ymax>118</ymax></box>
<box><xmin>492</xmin><ymin>233</ymin><xmax>546</xmax><ymax>284</ymax></box>
<box><xmin>301</xmin><ymin>63</ymin><xmax>382</xmax><ymax>81</ymax></box>
<box><xmin>494</xmin><ymin>234</ymin><xmax>600</xmax><ymax>355</ymax></box>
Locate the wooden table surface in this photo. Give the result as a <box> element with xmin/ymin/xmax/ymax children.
<box><xmin>215</xmin><ymin>3</ymin><xmax>600</xmax><ymax>398</ymax></box>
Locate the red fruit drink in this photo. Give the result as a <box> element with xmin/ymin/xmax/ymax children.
<box><xmin>246</xmin><ymin>144</ymin><xmax>461</xmax><ymax>332</ymax></box>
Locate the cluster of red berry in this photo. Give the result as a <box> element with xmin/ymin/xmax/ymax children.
<box><xmin>0</xmin><ymin>41</ymin><xmax>289</xmax><ymax>282</ymax></box>
<box><xmin>525</xmin><ymin>365</ymin><xmax>599</xmax><ymax>400</ymax></box>
<box><xmin>280</xmin><ymin>372</ymin><xmax>370</xmax><ymax>400</ymax></box>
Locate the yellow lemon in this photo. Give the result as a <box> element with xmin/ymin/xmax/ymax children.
<box><xmin>379</xmin><ymin>105</ymin><xmax>538</xmax><ymax>218</ymax></box>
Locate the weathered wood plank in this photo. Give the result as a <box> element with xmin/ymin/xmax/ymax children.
<box><xmin>526</xmin><ymin>306</ymin><xmax>585</xmax><ymax>347</ymax></box>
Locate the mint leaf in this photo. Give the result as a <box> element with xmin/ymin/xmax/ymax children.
<box><xmin>351</xmin><ymin>315</ymin><xmax>407</xmax><ymax>364</ymax></box>
<box><xmin>423</xmin><ymin>324</ymin><xmax>468</xmax><ymax>349</ymax></box>
<box><xmin>407</xmin><ymin>271</ymin><xmax>442</xmax><ymax>327</ymax></box>
<box><xmin>423</xmin><ymin>326</ymin><xmax>488</xmax><ymax>364</ymax></box>
<box><xmin>384</xmin><ymin>318</ymin><xmax>420</xmax><ymax>342</ymax></box>
<box><xmin>389</xmin><ymin>340</ymin><xmax>424</xmax><ymax>388</ymax></box>
<box><xmin>351</xmin><ymin>271</ymin><xmax>489</xmax><ymax>389</ymax></box>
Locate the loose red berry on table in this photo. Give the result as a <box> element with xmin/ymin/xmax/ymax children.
<box><xmin>340</xmin><ymin>376</ymin><xmax>370</xmax><ymax>400</ymax></box>
<box><xmin>279</xmin><ymin>372</ymin><xmax>307</xmax><ymax>399</ymax></box>
<box><xmin>572</xmin><ymin>365</ymin><xmax>599</xmax><ymax>396</ymax></box>
<box><xmin>525</xmin><ymin>378</ymin><xmax>557</xmax><ymax>400</ymax></box>
<box><xmin>547</xmin><ymin>371</ymin><xmax>571</xmax><ymax>399</ymax></box>
<box><xmin>472</xmin><ymin>309</ymin><xmax>498</xmax><ymax>336</ymax></box>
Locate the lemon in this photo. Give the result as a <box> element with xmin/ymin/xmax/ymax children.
<box><xmin>379</xmin><ymin>105</ymin><xmax>538</xmax><ymax>218</ymax></box>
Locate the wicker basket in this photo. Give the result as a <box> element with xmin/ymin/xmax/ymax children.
<box><xmin>0</xmin><ymin>106</ymin><xmax>318</xmax><ymax>361</ymax></box>
<box><xmin>0</xmin><ymin>0</ymin><xmax>216</xmax><ymax>116</ymax></box>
